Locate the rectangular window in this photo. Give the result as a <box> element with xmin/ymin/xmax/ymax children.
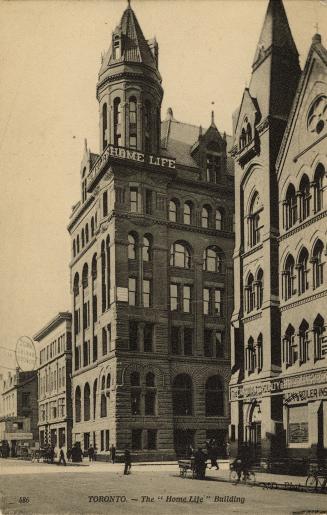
<box><xmin>103</xmin><ymin>191</ymin><xmax>108</xmax><ymax>217</ymax></box>
<box><xmin>128</xmin><ymin>277</ymin><xmax>137</xmax><ymax>306</ymax></box>
<box><xmin>170</xmin><ymin>284</ymin><xmax>178</xmax><ymax>311</ymax></box>
<box><xmin>204</xmin><ymin>329</ymin><xmax>212</xmax><ymax>357</ymax></box>
<box><xmin>214</xmin><ymin>289</ymin><xmax>222</xmax><ymax>316</ymax></box>
<box><xmin>147</xmin><ymin>430</ymin><xmax>157</xmax><ymax>450</ymax></box>
<box><xmin>143</xmin><ymin>279</ymin><xmax>151</xmax><ymax>307</ymax></box>
<box><xmin>171</xmin><ymin>326</ymin><xmax>180</xmax><ymax>354</ymax></box>
<box><xmin>107</xmin><ymin>324</ymin><xmax>111</xmax><ymax>353</ymax></box>
<box><xmin>184</xmin><ymin>328</ymin><xmax>193</xmax><ymax>356</ymax></box>
<box><xmin>183</xmin><ymin>285</ymin><xmax>191</xmax><ymax>313</ymax></box>
<box><xmin>144</xmin><ymin>324</ymin><xmax>153</xmax><ymax>353</ymax></box>
<box><xmin>129</xmin><ymin>321</ymin><xmax>138</xmax><ymax>351</ymax></box>
<box><xmin>105</xmin><ymin>430</ymin><xmax>110</xmax><ymax>451</ymax></box>
<box><xmin>93</xmin><ymin>336</ymin><xmax>98</xmax><ymax>362</ymax></box>
<box><xmin>145</xmin><ymin>190</ymin><xmax>152</xmax><ymax>215</ymax></box>
<box><xmin>100</xmin><ymin>430</ymin><xmax>104</xmax><ymax>451</ymax></box>
<box><xmin>130</xmin><ymin>187</ymin><xmax>138</xmax><ymax>213</ymax></box>
<box><xmin>102</xmin><ymin>327</ymin><xmax>107</xmax><ymax>356</ymax></box>
<box><xmin>132</xmin><ymin>429</ymin><xmax>142</xmax><ymax>450</ymax></box>
<box><xmin>203</xmin><ymin>288</ymin><xmax>210</xmax><ymax>315</ymax></box>
<box><xmin>93</xmin><ymin>295</ymin><xmax>97</xmax><ymax>322</ymax></box>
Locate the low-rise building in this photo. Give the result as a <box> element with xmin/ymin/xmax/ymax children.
<box><xmin>34</xmin><ymin>312</ymin><xmax>73</xmax><ymax>452</ymax></box>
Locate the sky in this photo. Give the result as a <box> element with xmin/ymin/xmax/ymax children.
<box><xmin>0</xmin><ymin>0</ymin><xmax>326</xmax><ymax>373</ymax></box>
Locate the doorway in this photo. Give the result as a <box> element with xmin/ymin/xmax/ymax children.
<box><xmin>173</xmin><ymin>430</ymin><xmax>194</xmax><ymax>458</ymax></box>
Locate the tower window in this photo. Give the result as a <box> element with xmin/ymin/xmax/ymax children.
<box><xmin>113</xmin><ymin>35</ymin><xmax>121</xmax><ymax>60</ymax></box>
<box><xmin>130</xmin><ymin>187</ymin><xmax>139</xmax><ymax>213</ymax></box>
<box><xmin>102</xmin><ymin>103</ymin><xmax>108</xmax><ymax>150</ymax></box>
<box><xmin>206</xmin><ymin>153</ymin><xmax>220</xmax><ymax>182</ymax></box>
<box><xmin>114</xmin><ymin>98</ymin><xmax>121</xmax><ymax>147</ymax></box>
<box><xmin>129</xmin><ymin>97</ymin><xmax>137</xmax><ymax>149</ymax></box>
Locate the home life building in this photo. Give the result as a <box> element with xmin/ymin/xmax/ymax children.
<box><xmin>68</xmin><ymin>3</ymin><xmax>234</xmax><ymax>459</ymax></box>
<box><xmin>0</xmin><ymin>370</ymin><xmax>38</xmax><ymax>456</ymax></box>
<box><xmin>34</xmin><ymin>312</ymin><xmax>73</xmax><ymax>450</ymax></box>
<box><xmin>230</xmin><ymin>0</ymin><xmax>327</xmax><ymax>461</ymax></box>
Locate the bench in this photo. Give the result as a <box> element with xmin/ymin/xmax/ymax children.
<box><xmin>178</xmin><ymin>459</ymin><xmax>195</xmax><ymax>478</ymax></box>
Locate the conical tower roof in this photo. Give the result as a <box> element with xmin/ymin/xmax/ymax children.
<box><xmin>253</xmin><ymin>0</ymin><xmax>298</xmax><ymax>69</ymax></box>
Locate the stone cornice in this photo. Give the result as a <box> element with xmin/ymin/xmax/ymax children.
<box><xmin>280</xmin><ymin>288</ymin><xmax>327</xmax><ymax>312</ymax></box>
<box><xmin>293</xmin><ymin>132</ymin><xmax>327</xmax><ymax>163</ymax></box>
<box><xmin>241</xmin><ymin>243</ymin><xmax>263</xmax><ymax>259</ymax></box>
<box><xmin>242</xmin><ymin>312</ymin><xmax>262</xmax><ymax>324</ymax></box>
<box><xmin>68</xmin><ymin>195</ymin><xmax>95</xmax><ymax>232</ymax></box>
<box><xmin>279</xmin><ymin>209</ymin><xmax>327</xmax><ymax>242</ymax></box>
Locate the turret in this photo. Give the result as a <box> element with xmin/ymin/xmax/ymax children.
<box><xmin>96</xmin><ymin>2</ymin><xmax>163</xmax><ymax>154</ymax></box>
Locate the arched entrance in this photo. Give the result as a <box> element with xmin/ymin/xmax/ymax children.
<box><xmin>248</xmin><ymin>403</ymin><xmax>261</xmax><ymax>459</ymax></box>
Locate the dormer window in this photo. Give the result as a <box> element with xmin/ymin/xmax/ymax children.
<box><xmin>113</xmin><ymin>35</ymin><xmax>121</xmax><ymax>60</ymax></box>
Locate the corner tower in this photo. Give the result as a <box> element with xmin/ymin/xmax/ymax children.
<box><xmin>229</xmin><ymin>0</ymin><xmax>301</xmax><ymax>461</ymax></box>
<box><xmin>97</xmin><ymin>3</ymin><xmax>163</xmax><ymax>154</ymax></box>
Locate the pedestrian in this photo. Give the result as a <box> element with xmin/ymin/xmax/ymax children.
<box><xmin>58</xmin><ymin>446</ymin><xmax>66</xmax><ymax>466</ymax></box>
<box><xmin>88</xmin><ymin>445</ymin><xmax>94</xmax><ymax>462</ymax></box>
<box><xmin>123</xmin><ymin>449</ymin><xmax>132</xmax><ymax>475</ymax></box>
<box><xmin>110</xmin><ymin>444</ymin><xmax>116</xmax><ymax>464</ymax></box>
<box><xmin>208</xmin><ymin>445</ymin><xmax>219</xmax><ymax>470</ymax></box>
<box><xmin>49</xmin><ymin>446</ymin><xmax>55</xmax><ymax>464</ymax></box>
<box><xmin>67</xmin><ymin>448</ymin><xmax>72</xmax><ymax>462</ymax></box>
<box><xmin>194</xmin><ymin>448</ymin><xmax>206</xmax><ymax>479</ymax></box>
<box><xmin>225</xmin><ymin>441</ymin><xmax>231</xmax><ymax>459</ymax></box>
<box><xmin>94</xmin><ymin>446</ymin><xmax>97</xmax><ymax>461</ymax></box>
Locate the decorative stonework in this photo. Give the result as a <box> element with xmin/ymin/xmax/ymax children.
<box><xmin>280</xmin><ymin>288</ymin><xmax>327</xmax><ymax>311</ymax></box>
<box><xmin>279</xmin><ymin>209</ymin><xmax>327</xmax><ymax>241</ymax></box>
<box><xmin>242</xmin><ymin>312</ymin><xmax>262</xmax><ymax>323</ymax></box>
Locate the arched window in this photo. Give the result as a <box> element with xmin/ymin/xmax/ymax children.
<box><xmin>106</xmin><ymin>235</ymin><xmax>110</xmax><ymax>308</ymax></box>
<box><xmin>76</xmin><ymin>235</ymin><xmax>80</xmax><ymax>253</ymax></box>
<box><xmin>203</xmin><ymin>246</ymin><xmax>222</xmax><ymax>273</ymax></box>
<box><xmin>284</xmin><ymin>184</ymin><xmax>297</xmax><ymax>229</ymax></box>
<box><xmin>170</xmin><ymin>242</ymin><xmax>191</xmax><ymax>269</ymax></box>
<box><xmin>106</xmin><ymin>374</ymin><xmax>111</xmax><ymax>389</ymax></box>
<box><xmin>313</xmin><ymin>314</ymin><xmax>325</xmax><ymax>361</ymax></box>
<box><xmin>215</xmin><ymin>209</ymin><xmax>223</xmax><ymax>230</ymax></box>
<box><xmin>283</xmin><ymin>255</ymin><xmax>296</xmax><ymax>300</ymax></box>
<box><xmin>84</xmin><ymin>383</ymin><xmax>90</xmax><ymax>421</ymax></box>
<box><xmin>201</xmin><ymin>206</ymin><xmax>210</xmax><ymax>228</ymax></box>
<box><xmin>75</xmin><ymin>386</ymin><xmax>81</xmax><ymax>423</ymax></box>
<box><xmin>101</xmin><ymin>376</ymin><xmax>105</xmax><ymax>390</ymax></box>
<box><xmin>313</xmin><ymin>164</ymin><xmax>324</xmax><ymax>213</ymax></box>
<box><xmin>73</xmin><ymin>273</ymin><xmax>79</xmax><ymax>299</ymax></box>
<box><xmin>249</xmin><ymin>192</ymin><xmax>262</xmax><ymax>246</ymax></box>
<box><xmin>169</xmin><ymin>200</ymin><xmax>178</xmax><ymax>222</ymax></box>
<box><xmin>102</xmin><ymin>103</ymin><xmax>108</xmax><ymax>150</ymax></box>
<box><xmin>283</xmin><ymin>324</ymin><xmax>296</xmax><ymax>366</ymax></box>
<box><xmin>73</xmin><ymin>240</ymin><xmax>76</xmax><ymax>258</ymax></box>
<box><xmin>143</xmin><ymin>235</ymin><xmax>152</xmax><ymax>262</ymax></box>
<box><xmin>128</xmin><ymin>233</ymin><xmax>137</xmax><ymax>260</ymax></box>
<box><xmin>85</xmin><ymin>224</ymin><xmax>89</xmax><ymax>244</ymax></box>
<box><xmin>82</xmin><ymin>263</ymin><xmax>88</xmax><ymax>289</ymax></box>
<box><xmin>299</xmin><ymin>320</ymin><xmax>309</xmax><ymax>364</ymax></box>
<box><xmin>113</xmin><ymin>98</ymin><xmax>121</xmax><ymax>147</ymax></box>
<box><xmin>239</xmin><ymin>127</ymin><xmax>246</xmax><ymax>150</ymax></box>
<box><xmin>144</xmin><ymin>100</ymin><xmax>151</xmax><ymax>153</ymax></box>
<box><xmin>130</xmin><ymin>372</ymin><xmax>141</xmax><ymax>415</ymax></box>
<box><xmin>205</xmin><ymin>376</ymin><xmax>224</xmax><ymax>416</ymax></box>
<box><xmin>101</xmin><ymin>240</ymin><xmax>106</xmax><ymax>313</ymax></box>
<box><xmin>257</xmin><ymin>334</ymin><xmax>263</xmax><ymax>371</ymax></box>
<box><xmin>100</xmin><ymin>393</ymin><xmax>107</xmax><ymax>417</ymax></box>
<box><xmin>312</xmin><ymin>240</ymin><xmax>324</xmax><ymax>288</ymax></box>
<box><xmin>129</xmin><ymin>97</ymin><xmax>137</xmax><ymax>149</ymax></box>
<box><xmin>256</xmin><ymin>269</ymin><xmax>263</xmax><ymax>308</ymax></box>
<box><xmin>113</xmin><ymin>35</ymin><xmax>121</xmax><ymax>60</ymax></box>
<box><xmin>91</xmin><ymin>217</ymin><xmax>95</xmax><ymax>237</ymax></box>
<box><xmin>299</xmin><ymin>174</ymin><xmax>311</xmax><ymax>220</ymax></box>
<box><xmin>298</xmin><ymin>248</ymin><xmax>309</xmax><ymax>294</ymax></box>
<box><xmin>183</xmin><ymin>202</ymin><xmax>192</xmax><ymax>225</ymax></box>
<box><xmin>246</xmin><ymin>273</ymin><xmax>255</xmax><ymax>312</ymax></box>
<box><xmin>145</xmin><ymin>372</ymin><xmax>156</xmax><ymax>415</ymax></box>
<box><xmin>246</xmin><ymin>337</ymin><xmax>256</xmax><ymax>373</ymax></box>
<box><xmin>81</xmin><ymin>229</ymin><xmax>85</xmax><ymax>248</ymax></box>
<box><xmin>246</xmin><ymin>123</ymin><xmax>252</xmax><ymax>144</ymax></box>
<box><xmin>93</xmin><ymin>379</ymin><xmax>97</xmax><ymax>419</ymax></box>
<box><xmin>172</xmin><ymin>374</ymin><xmax>192</xmax><ymax>416</ymax></box>
<box><xmin>91</xmin><ymin>254</ymin><xmax>97</xmax><ymax>280</ymax></box>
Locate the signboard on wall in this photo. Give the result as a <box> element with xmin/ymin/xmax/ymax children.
<box><xmin>15</xmin><ymin>336</ymin><xmax>36</xmax><ymax>371</ymax></box>
<box><xmin>288</xmin><ymin>423</ymin><xmax>308</xmax><ymax>443</ymax></box>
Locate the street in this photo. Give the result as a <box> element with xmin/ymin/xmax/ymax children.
<box><xmin>0</xmin><ymin>459</ymin><xmax>326</xmax><ymax>515</ymax></box>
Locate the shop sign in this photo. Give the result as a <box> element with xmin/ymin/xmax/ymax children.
<box><xmin>288</xmin><ymin>423</ymin><xmax>308</xmax><ymax>443</ymax></box>
<box><xmin>4</xmin><ymin>432</ymin><xmax>33</xmax><ymax>440</ymax></box>
<box><xmin>15</xmin><ymin>336</ymin><xmax>37</xmax><ymax>371</ymax></box>
<box><xmin>230</xmin><ymin>370</ymin><xmax>327</xmax><ymax>401</ymax></box>
<box><xmin>284</xmin><ymin>385</ymin><xmax>327</xmax><ymax>405</ymax></box>
<box><xmin>88</xmin><ymin>144</ymin><xmax>176</xmax><ymax>184</ymax></box>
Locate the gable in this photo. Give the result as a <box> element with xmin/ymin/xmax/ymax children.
<box><xmin>233</xmin><ymin>89</ymin><xmax>261</xmax><ymax>143</ymax></box>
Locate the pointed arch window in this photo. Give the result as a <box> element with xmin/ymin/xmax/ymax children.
<box><xmin>284</xmin><ymin>184</ymin><xmax>297</xmax><ymax>229</ymax></box>
<box><xmin>246</xmin><ymin>337</ymin><xmax>256</xmax><ymax>374</ymax></box>
<box><xmin>313</xmin><ymin>314</ymin><xmax>325</xmax><ymax>361</ymax></box>
<box><xmin>313</xmin><ymin>164</ymin><xmax>324</xmax><ymax>213</ymax></box>
<box><xmin>81</xmin><ymin>229</ymin><xmax>85</xmax><ymax>248</ymax></box>
<box><xmin>85</xmin><ymin>224</ymin><xmax>89</xmax><ymax>244</ymax></box>
<box><xmin>246</xmin><ymin>123</ymin><xmax>252</xmax><ymax>144</ymax></box>
<box><xmin>205</xmin><ymin>376</ymin><xmax>224</xmax><ymax>417</ymax></box>
<box><xmin>256</xmin><ymin>269</ymin><xmax>263</xmax><ymax>308</ymax></box>
<box><xmin>283</xmin><ymin>255</ymin><xmax>296</xmax><ymax>300</ymax></box>
<box><xmin>312</xmin><ymin>240</ymin><xmax>324</xmax><ymax>289</ymax></box>
<box><xmin>75</xmin><ymin>386</ymin><xmax>81</xmax><ymax>423</ymax></box>
<box><xmin>248</xmin><ymin>192</ymin><xmax>262</xmax><ymax>247</ymax></box>
<box><xmin>245</xmin><ymin>273</ymin><xmax>255</xmax><ymax>313</ymax></box>
<box><xmin>73</xmin><ymin>240</ymin><xmax>76</xmax><ymax>258</ymax></box>
<box><xmin>299</xmin><ymin>174</ymin><xmax>311</xmax><ymax>221</ymax></box>
<box><xmin>102</xmin><ymin>103</ymin><xmax>108</xmax><ymax>150</ymax></box>
<box><xmin>91</xmin><ymin>217</ymin><xmax>95</xmax><ymax>237</ymax></box>
<box><xmin>76</xmin><ymin>235</ymin><xmax>80</xmax><ymax>254</ymax></box>
<box><xmin>299</xmin><ymin>320</ymin><xmax>309</xmax><ymax>364</ymax></box>
<box><xmin>283</xmin><ymin>325</ymin><xmax>296</xmax><ymax>367</ymax></box>
<box><xmin>298</xmin><ymin>248</ymin><xmax>309</xmax><ymax>294</ymax></box>
<box><xmin>257</xmin><ymin>334</ymin><xmax>263</xmax><ymax>372</ymax></box>
<box><xmin>113</xmin><ymin>98</ymin><xmax>121</xmax><ymax>147</ymax></box>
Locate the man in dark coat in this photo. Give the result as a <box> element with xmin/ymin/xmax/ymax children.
<box><xmin>110</xmin><ymin>444</ymin><xmax>116</xmax><ymax>464</ymax></box>
<box><xmin>193</xmin><ymin>448</ymin><xmax>206</xmax><ymax>479</ymax></box>
<box><xmin>88</xmin><ymin>446</ymin><xmax>94</xmax><ymax>462</ymax></box>
<box><xmin>58</xmin><ymin>447</ymin><xmax>66</xmax><ymax>466</ymax></box>
<box><xmin>123</xmin><ymin>449</ymin><xmax>132</xmax><ymax>475</ymax></box>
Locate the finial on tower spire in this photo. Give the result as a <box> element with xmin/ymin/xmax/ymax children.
<box><xmin>127</xmin><ymin>0</ymin><xmax>131</xmax><ymax>8</ymax></box>
<box><xmin>211</xmin><ymin>102</ymin><xmax>216</xmax><ymax>127</ymax></box>
<box><xmin>84</xmin><ymin>138</ymin><xmax>88</xmax><ymax>152</ymax></box>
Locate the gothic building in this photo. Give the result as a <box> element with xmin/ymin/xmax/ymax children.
<box><xmin>230</xmin><ymin>0</ymin><xmax>327</xmax><ymax>462</ymax></box>
<box><xmin>68</xmin><ymin>4</ymin><xmax>234</xmax><ymax>459</ymax></box>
